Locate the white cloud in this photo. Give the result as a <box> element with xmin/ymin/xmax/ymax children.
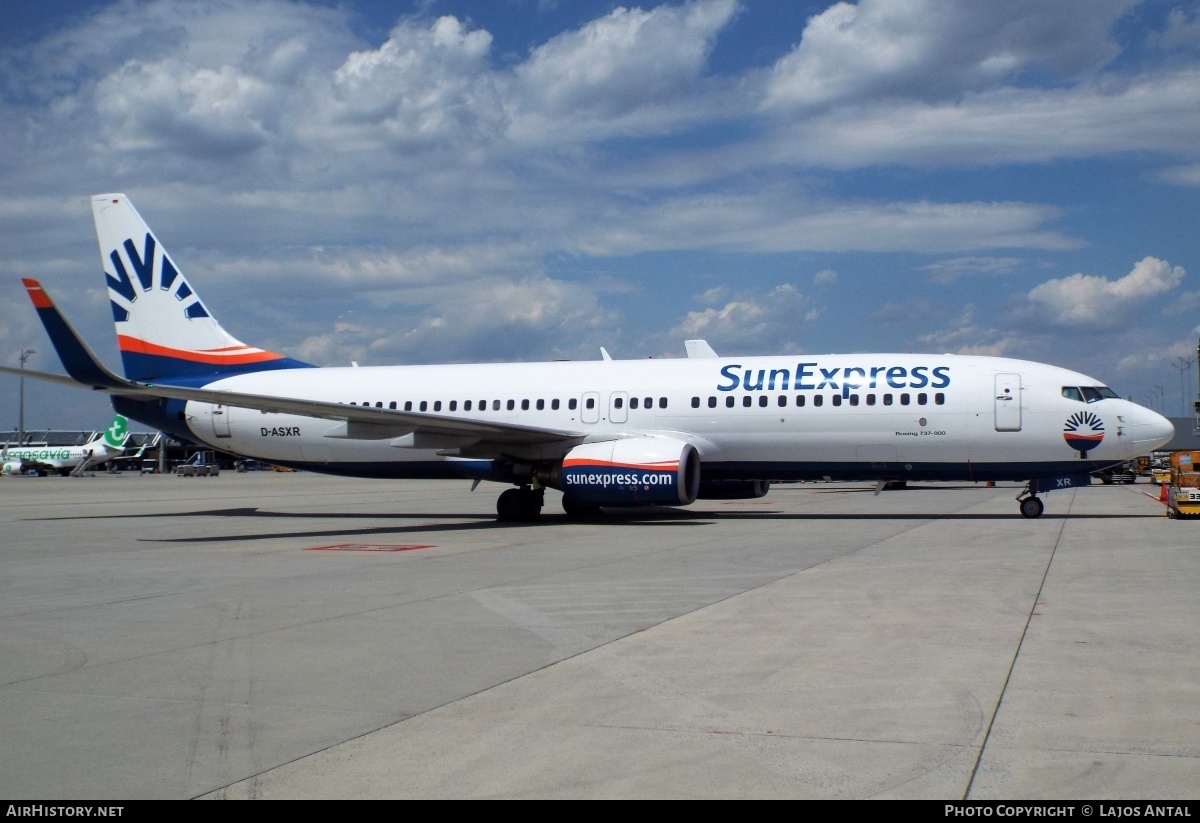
<box><xmin>1027</xmin><ymin>256</ymin><xmax>1186</xmax><ymax>324</ymax></box>
<box><xmin>508</xmin><ymin>0</ymin><xmax>738</xmax><ymax>141</ymax></box>
<box><xmin>763</xmin><ymin>0</ymin><xmax>1135</xmax><ymax>110</ymax></box>
<box><xmin>1157</xmin><ymin>163</ymin><xmax>1200</xmax><ymax>186</ymax></box>
<box><xmin>667</xmin><ymin>283</ymin><xmax>815</xmax><ymax>354</ymax></box>
<box><xmin>921</xmin><ymin>256</ymin><xmax>1022</xmax><ymax>283</ymax></box>
<box><xmin>813</xmin><ymin>268</ymin><xmax>837</xmax><ymax>285</ymax></box>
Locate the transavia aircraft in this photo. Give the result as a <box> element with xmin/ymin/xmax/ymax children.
<box><xmin>1</xmin><ymin>194</ymin><xmax>1175</xmax><ymax>520</ymax></box>
<box><xmin>2</xmin><ymin>414</ymin><xmax>131</xmax><ymax>476</ymax></box>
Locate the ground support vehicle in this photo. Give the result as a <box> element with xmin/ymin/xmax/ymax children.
<box><xmin>1166</xmin><ymin>451</ymin><xmax>1200</xmax><ymax>518</ymax></box>
<box><xmin>176</xmin><ymin>451</ymin><xmax>220</xmax><ymax>477</ymax></box>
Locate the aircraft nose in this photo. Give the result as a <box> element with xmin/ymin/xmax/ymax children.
<box><xmin>1132</xmin><ymin>407</ymin><xmax>1174</xmax><ymax>450</ymax></box>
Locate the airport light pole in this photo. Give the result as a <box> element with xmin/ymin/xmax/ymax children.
<box><xmin>1175</xmin><ymin>357</ymin><xmax>1195</xmax><ymax>418</ymax></box>
<box><xmin>18</xmin><ymin>348</ymin><xmax>35</xmax><ymax>445</ymax></box>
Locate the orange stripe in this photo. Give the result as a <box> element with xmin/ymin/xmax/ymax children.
<box><xmin>563</xmin><ymin>458</ymin><xmax>680</xmax><ymax>472</ymax></box>
<box><xmin>117</xmin><ymin>335</ymin><xmax>284</xmax><ymax>365</ymax></box>
<box><xmin>22</xmin><ymin>279</ymin><xmax>52</xmax><ymax>309</ymax></box>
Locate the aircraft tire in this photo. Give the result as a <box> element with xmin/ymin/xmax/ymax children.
<box><xmin>497</xmin><ymin>488</ymin><xmax>523</xmax><ymax>522</ymax></box>
<box><xmin>561</xmin><ymin>497</ymin><xmax>602</xmax><ymax>520</ymax></box>
<box><xmin>1019</xmin><ymin>497</ymin><xmax>1044</xmax><ymax>518</ymax></box>
<box><xmin>497</xmin><ymin>487</ymin><xmax>543</xmax><ymax>522</ymax></box>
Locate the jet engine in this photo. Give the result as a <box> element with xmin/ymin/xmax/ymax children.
<box><xmin>549</xmin><ymin>437</ymin><xmax>700</xmax><ymax>508</ymax></box>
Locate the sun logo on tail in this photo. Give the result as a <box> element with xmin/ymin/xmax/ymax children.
<box><xmin>1063</xmin><ymin>411</ymin><xmax>1104</xmax><ymax>455</ymax></box>
<box><xmin>106</xmin><ymin>233</ymin><xmax>210</xmax><ymax>323</ymax></box>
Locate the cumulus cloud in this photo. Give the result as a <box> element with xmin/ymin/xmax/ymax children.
<box><xmin>667</xmin><ymin>283</ymin><xmax>816</xmax><ymax>354</ymax></box>
<box><xmin>508</xmin><ymin>0</ymin><xmax>738</xmax><ymax>141</ymax></box>
<box><xmin>763</xmin><ymin>0</ymin><xmax>1135</xmax><ymax>110</ymax></box>
<box><xmin>1027</xmin><ymin>256</ymin><xmax>1186</xmax><ymax>324</ymax></box>
<box><xmin>3</xmin><ymin>0</ymin><xmax>1200</xmax><ymax>429</ymax></box>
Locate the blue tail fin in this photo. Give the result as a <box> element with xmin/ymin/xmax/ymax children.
<box><xmin>92</xmin><ymin>194</ymin><xmax>312</xmax><ymax>382</ymax></box>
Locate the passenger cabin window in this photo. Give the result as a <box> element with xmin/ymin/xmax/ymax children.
<box><xmin>631</xmin><ymin>397</ymin><xmax>640</xmax><ymax>409</ymax></box>
<box><xmin>419</xmin><ymin>401</ymin><xmax>428</xmax><ymax>412</ymax></box>
<box><xmin>433</xmin><ymin>401</ymin><xmax>442</xmax><ymax>411</ymax></box>
<box><xmin>849</xmin><ymin>394</ymin><xmax>859</xmax><ymax>406</ymax></box>
<box><xmin>743</xmin><ymin>396</ymin><xmax>752</xmax><ymax>407</ymax></box>
<box><xmin>813</xmin><ymin>395</ymin><xmax>824</xmax><ymax>407</ymax></box>
<box><xmin>551</xmin><ymin>399</ymin><xmax>560</xmax><ymax>410</ymax></box>
<box><xmin>900</xmin><ymin>393</ymin><xmax>910</xmax><ymax>405</ymax></box>
<box><xmin>464</xmin><ymin>400</ymin><xmax>472</xmax><ymax>411</ymax></box>
<box><xmin>507</xmin><ymin>399</ymin><xmax>515</xmax><ymax>411</ymax></box>
<box><xmin>758</xmin><ymin>396</ymin><xmax>768</xmax><ymax>407</ymax></box>
<box><xmin>492</xmin><ymin>400</ymin><xmax>500</xmax><ymax>411</ymax></box>
<box><xmin>405</xmin><ymin>401</ymin><xmax>413</xmax><ymax>411</ymax></box>
<box><xmin>585</xmin><ymin>397</ymin><xmax>595</xmax><ymax>409</ymax></box>
<box><xmin>691</xmin><ymin>397</ymin><xmax>699</xmax><ymax>408</ymax></box>
<box><xmin>726</xmin><ymin>396</ymin><xmax>735</xmax><ymax>408</ymax></box>
<box><xmin>615</xmin><ymin>397</ymin><xmax>624</xmax><ymax>409</ymax></box>
<box><xmin>659</xmin><ymin>397</ymin><xmax>667</xmax><ymax>409</ymax></box>
<box><xmin>866</xmin><ymin>394</ymin><xmax>875</xmax><ymax>406</ymax></box>
<box><xmin>389</xmin><ymin>401</ymin><xmax>397</xmax><ymax>410</ymax></box>
<box><xmin>644</xmin><ymin>397</ymin><xmax>652</xmax><ymax>408</ymax></box>
<box><xmin>778</xmin><ymin>395</ymin><xmax>787</xmax><ymax>407</ymax></box>
<box><xmin>536</xmin><ymin>399</ymin><xmax>544</xmax><ymax>410</ymax></box>
<box><xmin>935</xmin><ymin>393</ymin><xmax>945</xmax><ymax>405</ymax></box>
<box><xmin>521</xmin><ymin>399</ymin><xmax>530</xmax><ymax>410</ymax></box>
<box><xmin>795</xmin><ymin>395</ymin><xmax>805</xmax><ymax>407</ymax></box>
<box><xmin>708</xmin><ymin>397</ymin><xmax>717</xmax><ymax>408</ymax></box>
<box><xmin>917</xmin><ymin>393</ymin><xmax>927</xmax><ymax>405</ymax></box>
<box><xmin>832</xmin><ymin>395</ymin><xmax>842</xmax><ymax>407</ymax></box>
<box><xmin>569</xmin><ymin>398</ymin><xmax>578</xmax><ymax>410</ymax></box>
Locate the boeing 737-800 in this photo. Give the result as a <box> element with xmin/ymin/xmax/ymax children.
<box><xmin>1</xmin><ymin>194</ymin><xmax>1174</xmax><ymax>520</ymax></box>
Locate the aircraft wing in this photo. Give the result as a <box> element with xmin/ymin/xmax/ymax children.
<box><xmin>7</xmin><ymin>279</ymin><xmax>588</xmax><ymax>449</ymax></box>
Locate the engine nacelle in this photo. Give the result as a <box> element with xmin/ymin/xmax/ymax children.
<box><xmin>697</xmin><ymin>479</ymin><xmax>770</xmax><ymax>499</ymax></box>
<box><xmin>556</xmin><ymin>437</ymin><xmax>700</xmax><ymax>507</ymax></box>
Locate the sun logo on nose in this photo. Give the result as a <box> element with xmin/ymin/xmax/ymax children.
<box><xmin>1064</xmin><ymin>411</ymin><xmax>1104</xmax><ymax>454</ymax></box>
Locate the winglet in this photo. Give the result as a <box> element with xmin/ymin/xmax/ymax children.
<box><xmin>685</xmin><ymin>339</ymin><xmax>719</xmax><ymax>358</ymax></box>
<box><xmin>21</xmin><ymin>279</ymin><xmax>127</xmax><ymax>389</ymax></box>
<box><xmin>600</xmin><ymin>347</ymin><xmax>612</xmax><ymax>361</ymax></box>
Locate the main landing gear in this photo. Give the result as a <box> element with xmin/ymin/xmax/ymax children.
<box><xmin>1016</xmin><ymin>489</ymin><xmax>1044</xmax><ymax>518</ymax></box>
<box><xmin>496</xmin><ymin>485</ymin><xmax>544</xmax><ymax>522</ymax></box>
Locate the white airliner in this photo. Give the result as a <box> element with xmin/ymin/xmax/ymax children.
<box><xmin>1</xmin><ymin>193</ymin><xmax>1174</xmax><ymax>520</ymax></box>
<box><xmin>2</xmin><ymin>414</ymin><xmax>131</xmax><ymax>476</ymax></box>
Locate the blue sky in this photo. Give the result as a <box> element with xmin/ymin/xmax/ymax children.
<box><xmin>3</xmin><ymin>0</ymin><xmax>1200</xmax><ymax>432</ymax></box>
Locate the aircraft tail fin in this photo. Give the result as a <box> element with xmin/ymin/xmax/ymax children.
<box><xmin>91</xmin><ymin>194</ymin><xmax>312</xmax><ymax>382</ymax></box>
<box><xmin>101</xmin><ymin>414</ymin><xmax>130</xmax><ymax>450</ymax></box>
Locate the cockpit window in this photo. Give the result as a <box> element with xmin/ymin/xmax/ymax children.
<box><xmin>1064</xmin><ymin>386</ymin><xmax>1119</xmax><ymax>403</ymax></box>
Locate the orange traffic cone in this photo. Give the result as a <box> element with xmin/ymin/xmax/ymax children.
<box><xmin>1159</xmin><ymin>482</ymin><xmax>1169</xmax><ymax>503</ymax></box>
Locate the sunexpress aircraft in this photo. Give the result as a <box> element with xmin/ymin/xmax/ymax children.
<box><xmin>3</xmin><ymin>194</ymin><xmax>1175</xmax><ymax>521</ymax></box>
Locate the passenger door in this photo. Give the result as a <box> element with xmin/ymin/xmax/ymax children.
<box><xmin>994</xmin><ymin>373</ymin><xmax>1022</xmax><ymax>432</ymax></box>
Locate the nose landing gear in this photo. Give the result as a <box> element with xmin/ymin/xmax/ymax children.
<box><xmin>1017</xmin><ymin>494</ymin><xmax>1044</xmax><ymax>518</ymax></box>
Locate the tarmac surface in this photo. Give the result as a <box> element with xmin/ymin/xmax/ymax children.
<box><xmin>0</xmin><ymin>470</ymin><xmax>1196</xmax><ymax>800</ymax></box>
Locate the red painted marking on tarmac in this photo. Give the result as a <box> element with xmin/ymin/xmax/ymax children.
<box><xmin>307</xmin><ymin>544</ymin><xmax>435</xmax><ymax>552</ymax></box>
